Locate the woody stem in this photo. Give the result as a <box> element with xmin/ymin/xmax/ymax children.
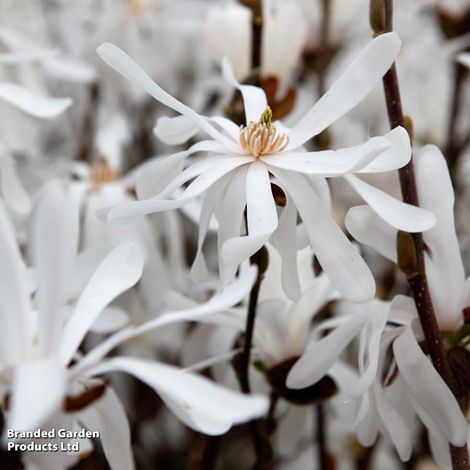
<box><xmin>380</xmin><ymin>1</ymin><xmax>470</xmax><ymax>468</ymax></box>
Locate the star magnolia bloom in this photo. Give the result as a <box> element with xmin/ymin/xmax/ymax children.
<box><xmin>346</xmin><ymin>145</ymin><xmax>469</xmax><ymax>332</ymax></box>
<box><xmin>70</xmin><ymin>159</ymin><xmax>189</xmax><ymax>312</ymax></box>
<box><xmin>287</xmin><ymin>296</ymin><xmax>468</xmax><ymax>463</ymax></box>
<box><xmin>0</xmin><ymin>181</ymin><xmax>267</xmax><ymax>457</ymax></box>
<box><xmin>96</xmin><ymin>32</ymin><xmax>435</xmax><ymax>302</ymax></box>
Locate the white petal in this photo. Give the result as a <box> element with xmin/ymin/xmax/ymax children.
<box><xmin>191</xmin><ymin>173</ymin><xmax>233</xmax><ymax>282</ymax></box>
<box><xmin>270</xmin><ymin>192</ymin><xmax>301</xmax><ymax>300</ymax></box>
<box><xmin>287</xmin><ymin>33</ymin><xmax>401</xmax><ymax>148</ymax></box>
<box><xmin>0</xmin><ymin>82</ymin><xmax>72</xmax><ymax>118</ymax></box>
<box><xmin>345</xmin><ymin>205</ymin><xmax>397</xmax><ymax>263</ymax></box>
<box><xmin>90</xmin><ymin>307</ymin><xmax>130</xmax><ymax>335</ymax></box>
<box><xmin>287</xmin><ymin>310</ymin><xmax>371</xmax><ymax>389</ymax></box>
<box><xmin>261</xmin><ymin>0</ymin><xmax>308</xmax><ymax>83</ymax></box>
<box><xmin>136</xmin><ymin>151</ymin><xmax>188</xmax><ymax>200</ymax></box>
<box><xmin>428</xmin><ymin>426</ymin><xmax>452</xmax><ymax>470</ymax></box>
<box><xmin>41</xmin><ymin>56</ymin><xmax>96</xmax><ymax>84</ymax></box>
<box><xmin>87</xmin><ymin>357</ymin><xmax>268</xmax><ymax>435</ymax></box>
<box><xmin>354</xmin><ymin>307</ymin><xmax>388</xmax><ymax>395</ymax></box>
<box><xmin>373</xmin><ymin>382</ymin><xmax>413</xmax><ymax>461</ymax></box>
<box><xmin>0</xmin><ymin>200</ymin><xmax>30</xmax><ymax>361</ymax></box>
<box><xmin>0</xmin><ymin>152</ymin><xmax>31</xmax><ymax>214</ymax></box>
<box><xmin>0</xmin><ymin>50</ymin><xmax>56</xmax><ymax>64</ymax></box>
<box><xmin>287</xmin><ymin>274</ymin><xmax>339</xmax><ymax>341</ymax></box>
<box><xmin>261</xmin><ymin>136</ymin><xmax>390</xmax><ymax>176</ymax></box>
<box><xmin>215</xmin><ymin>165</ymin><xmax>249</xmax><ymax>283</ymax></box>
<box><xmin>203</xmin><ymin>4</ymin><xmax>251</xmax><ymax>81</ymax></box>
<box><xmin>96</xmin><ymin>43</ymin><xmax>241</xmax><ymax>153</ymax></box>
<box><xmin>210</xmin><ymin>116</ymin><xmax>241</xmax><ymax>142</ymax></box>
<box><xmin>345</xmin><ymin>174</ymin><xmax>436</xmax><ymax>232</ymax></box>
<box><xmin>73</xmin><ymin>266</ymin><xmax>257</xmax><ymax>370</ymax></box>
<box><xmin>221</xmin><ymin>161</ymin><xmax>278</xmax><ymax>280</ymax></box>
<box><xmin>393</xmin><ymin>328</ymin><xmax>467</xmax><ymax>446</ymax></box>
<box><xmin>355</xmin><ymin>127</ymin><xmax>411</xmax><ymax>173</ymax></box>
<box><xmin>222</xmin><ymin>57</ymin><xmax>268</xmax><ymax>123</ymax></box>
<box><xmin>106</xmin><ymin>157</ymin><xmax>253</xmax><ymax>223</ymax></box>
<box><xmin>9</xmin><ymin>359</ymin><xmax>65</xmax><ymax>432</ymax></box>
<box><xmin>415</xmin><ymin>145</ymin><xmax>465</xmax><ymax>330</ymax></box>
<box><xmin>60</xmin><ymin>243</ymin><xmax>143</xmax><ymax>365</ymax></box>
<box><xmin>388</xmin><ymin>295</ymin><xmax>417</xmax><ymax>325</ymax></box>
<box><xmin>458</xmin><ymin>52</ymin><xmax>470</xmax><ymax>68</ymax></box>
<box><xmin>154</xmin><ymin>115</ymin><xmax>200</xmax><ymax>145</ymax></box>
<box><xmin>271</xmin><ymin>169</ymin><xmax>375</xmax><ymax>301</ymax></box>
<box><xmin>78</xmin><ymin>387</ymin><xmax>134</xmax><ymax>470</ymax></box>
<box><xmin>31</xmin><ymin>181</ymin><xmax>78</xmax><ymax>356</ymax></box>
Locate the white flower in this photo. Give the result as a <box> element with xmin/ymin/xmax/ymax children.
<box><xmin>204</xmin><ymin>0</ymin><xmax>308</xmax><ymax>84</ymax></box>
<box><xmin>346</xmin><ymin>145</ymin><xmax>468</xmax><ymax>332</ymax></box>
<box><xmin>286</xmin><ymin>292</ymin><xmax>468</xmax><ymax>464</ymax></box>
<box><xmin>96</xmin><ymin>33</ymin><xmax>434</xmax><ymax>303</ymax></box>
<box><xmin>353</xmin><ymin>326</ymin><xmax>467</xmax><ymax>465</ymax></box>
<box><xmin>0</xmin><ymin>181</ymin><xmax>268</xmax><ymax>459</ymax></box>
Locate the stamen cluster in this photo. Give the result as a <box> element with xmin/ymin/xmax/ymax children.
<box><xmin>239</xmin><ymin>107</ymin><xmax>289</xmax><ymax>157</ymax></box>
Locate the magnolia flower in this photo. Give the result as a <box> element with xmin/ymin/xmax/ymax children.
<box><xmin>346</xmin><ymin>145</ymin><xmax>468</xmax><ymax>332</ymax></box>
<box><xmin>348</xmin><ymin>325</ymin><xmax>468</xmax><ymax>465</ymax></box>
<box><xmin>0</xmin><ymin>181</ymin><xmax>268</xmax><ymax>467</ymax></box>
<box><xmin>204</xmin><ymin>0</ymin><xmax>308</xmax><ymax>84</ymax></box>
<box><xmin>69</xmin><ymin>158</ymin><xmax>189</xmax><ymax>316</ymax></box>
<box><xmin>291</xmin><ymin>145</ymin><xmax>470</xmax><ymax>464</ymax></box>
<box><xmin>286</xmin><ymin>291</ymin><xmax>468</xmax><ymax>464</ymax></box>
<box><xmin>96</xmin><ymin>33</ymin><xmax>435</xmax><ymax>302</ymax></box>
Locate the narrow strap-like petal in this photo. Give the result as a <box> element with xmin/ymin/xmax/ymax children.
<box><xmin>393</xmin><ymin>328</ymin><xmax>468</xmax><ymax>447</ymax></box>
<box><xmin>344</xmin><ymin>174</ymin><xmax>436</xmax><ymax>232</ymax></box>
<box><xmin>86</xmin><ymin>357</ymin><xmax>268</xmax><ymax>435</ymax></box>
<box><xmin>0</xmin><ymin>82</ymin><xmax>72</xmax><ymax>118</ymax></box>
<box><xmin>345</xmin><ymin>205</ymin><xmax>397</xmax><ymax>263</ymax></box>
<box><xmin>97</xmin><ymin>43</ymin><xmax>242</xmax><ymax>153</ymax></box>
<box><xmin>287</xmin><ymin>33</ymin><xmax>401</xmax><ymax>148</ymax></box>
<box><xmin>271</xmin><ymin>169</ymin><xmax>375</xmax><ymax>301</ymax></box>
<box><xmin>78</xmin><ymin>387</ymin><xmax>135</xmax><ymax>470</ymax></box>
<box><xmin>60</xmin><ymin>243</ymin><xmax>144</xmax><ymax>365</ymax></box>
<box><xmin>222</xmin><ymin>57</ymin><xmax>268</xmax><ymax>123</ymax></box>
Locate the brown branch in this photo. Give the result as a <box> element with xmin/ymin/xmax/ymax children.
<box><xmin>316</xmin><ymin>405</ymin><xmax>330</xmax><ymax>470</ymax></box>
<box><xmin>378</xmin><ymin>1</ymin><xmax>470</xmax><ymax>468</ymax></box>
<box><xmin>239</xmin><ymin>248</ymin><xmax>264</xmax><ymax>394</ymax></box>
<box><xmin>445</xmin><ymin>61</ymin><xmax>468</xmax><ymax>184</ymax></box>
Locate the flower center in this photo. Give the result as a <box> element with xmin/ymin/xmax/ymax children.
<box><xmin>239</xmin><ymin>107</ymin><xmax>289</xmax><ymax>157</ymax></box>
<box><xmin>89</xmin><ymin>158</ymin><xmax>118</xmax><ymax>188</ymax></box>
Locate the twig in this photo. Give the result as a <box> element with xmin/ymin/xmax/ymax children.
<box><xmin>445</xmin><ymin>61</ymin><xmax>468</xmax><ymax>184</ymax></box>
<box><xmin>316</xmin><ymin>405</ymin><xmax>329</xmax><ymax>470</ymax></box>
<box><xmin>379</xmin><ymin>1</ymin><xmax>470</xmax><ymax>468</ymax></box>
<box><xmin>239</xmin><ymin>249</ymin><xmax>264</xmax><ymax>394</ymax></box>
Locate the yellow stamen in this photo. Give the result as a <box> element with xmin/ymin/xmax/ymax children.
<box><xmin>239</xmin><ymin>107</ymin><xmax>289</xmax><ymax>157</ymax></box>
